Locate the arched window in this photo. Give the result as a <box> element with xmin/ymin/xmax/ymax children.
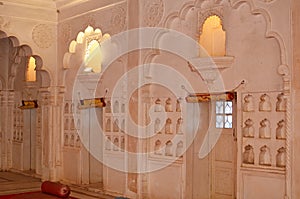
<box><xmin>26</xmin><ymin>56</ymin><xmax>36</xmax><ymax>81</ymax></box>
<box><xmin>81</xmin><ymin>26</ymin><xmax>111</xmax><ymax>73</ymax></box>
<box><xmin>84</xmin><ymin>39</ymin><xmax>102</xmax><ymax>73</ymax></box>
<box><xmin>199</xmin><ymin>15</ymin><xmax>226</xmax><ymax>57</ymax></box>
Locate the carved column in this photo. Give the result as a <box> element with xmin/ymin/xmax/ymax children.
<box><xmin>52</xmin><ymin>86</ymin><xmax>65</xmax><ymax>181</ymax></box>
<box><xmin>278</xmin><ymin>64</ymin><xmax>291</xmax><ymax>199</ymax></box>
<box><xmin>40</xmin><ymin>89</ymin><xmax>51</xmax><ymax>180</ymax></box>
<box><xmin>283</xmin><ymin>76</ymin><xmax>292</xmax><ymax>199</ymax></box>
<box><xmin>0</xmin><ymin>91</ymin><xmax>14</xmax><ymax>171</ymax></box>
<box><xmin>40</xmin><ymin>86</ymin><xmax>64</xmax><ymax>181</ymax></box>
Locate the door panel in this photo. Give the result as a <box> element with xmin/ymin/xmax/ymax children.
<box><xmin>211</xmin><ymin>100</ymin><xmax>236</xmax><ymax>199</ymax></box>
<box><xmin>23</xmin><ymin>109</ymin><xmax>36</xmax><ymax>171</ymax></box>
<box><xmin>189</xmin><ymin>102</ymin><xmax>210</xmax><ymax>199</ymax></box>
<box><xmin>81</xmin><ymin>108</ymin><xmax>103</xmax><ymax>184</ymax></box>
<box><xmin>190</xmin><ymin>100</ymin><xmax>236</xmax><ymax>199</ymax></box>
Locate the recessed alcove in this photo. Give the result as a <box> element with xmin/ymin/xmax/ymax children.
<box><xmin>199</xmin><ymin>15</ymin><xmax>226</xmax><ymax>57</ymax></box>
<box><xmin>26</xmin><ymin>56</ymin><xmax>36</xmax><ymax>82</ymax></box>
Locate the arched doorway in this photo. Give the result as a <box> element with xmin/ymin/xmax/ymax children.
<box><xmin>0</xmin><ymin>31</ymin><xmax>51</xmax><ymax>177</ymax></box>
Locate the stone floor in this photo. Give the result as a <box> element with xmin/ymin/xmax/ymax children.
<box><xmin>0</xmin><ymin>171</ymin><xmax>115</xmax><ymax>199</ymax></box>
<box><xmin>0</xmin><ymin>171</ymin><xmax>41</xmax><ymax>195</ymax></box>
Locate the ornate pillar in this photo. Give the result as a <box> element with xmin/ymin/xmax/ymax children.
<box><xmin>278</xmin><ymin>64</ymin><xmax>291</xmax><ymax>199</ymax></box>
<box><xmin>52</xmin><ymin>86</ymin><xmax>65</xmax><ymax>181</ymax></box>
<box><xmin>0</xmin><ymin>90</ymin><xmax>14</xmax><ymax>171</ymax></box>
<box><xmin>40</xmin><ymin>89</ymin><xmax>50</xmax><ymax>180</ymax></box>
<box><xmin>39</xmin><ymin>86</ymin><xmax>64</xmax><ymax>181</ymax></box>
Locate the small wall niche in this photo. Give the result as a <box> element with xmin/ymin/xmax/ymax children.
<box><xmin>165</xmin><ymin>98</ymin><xmax>172</xmax><ymax>112</ymax></box>
<box><xmin>113</xmin><ymin>137</ymin><xmax>119</xmax><ymax>151</ymax></box>
<box><xmin>155</xmin><ymin>98</ymin><xmax>162</xmax><ymax>112</ymax></box>
<box><xmin>26</xmin><ymin>56</ymin><xmax>36</xmax><ymax>82</ymax></box>
<box><xmin>259</xmin><ymin>118</ymin><xmax>271</xmax><ymax>139</ymax></box>
<box><xmin>243</xmin><ymin>94</ymin><xmax>254</xmax><ymax>112</ymax></box>
<box><xmin>276</xmin><ymin>147</ymin><xmax>286</xmax><ymax>168</ymax></box>
<box><xmin>176</xmin><ymin>117</ymin><xmax>183</xmax><ymax>134</ymax></box>
<box><xmin>154</xmin><ymin>140</ymin><xmax>162</xmax><ymax>155</ymax></box>
<box><xmin>243</xmin><ymin>118</ymin><xmax>254</xmax><ymax>138</ymax></box>
<box><xmin>259</xmin><ymin>94</ymin><xmax>272</xmax><ymax>112</ymax></box>
<box><xmin>199</xmin><ymin>15</ymin><xmax>226</xmax><ymax>57</ymax></box>
<box><xmin>165</xmin><ymin>118</ymin><xmax>172</xmax><ymax>134</ymax></box>
<box><xmin>243</xmin><ymin>145</ymin><xmax>254</xmax><ymax>164</ymax></box>
<box><xmin>165</xmin><ymin>141</ymin><xmax>173</xmax><ymax>156</ymax></box>
<box><xmin>259</xmin><ymin>145</ymin><xmax>271</xmax><ymax>166</ymax></box>
<box><xmin>176</xmin><ymin>141</ymin><xmax>183</xmax><ymax>157</ymax></box>
<box><xmin>276</xmin><ymin>120</ymin><xmax>286</xmax><ymax>139</ymax></box>
<box><xmin>276</xmin><ymin>93</ymin><xmax>286</xmax><ymax>112</ymax></box>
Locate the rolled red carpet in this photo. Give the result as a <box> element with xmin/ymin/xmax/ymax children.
<box><xmin>41</xmin><ymin>181</ymin><xmax>71</xmax><ymax>198</ymax></box>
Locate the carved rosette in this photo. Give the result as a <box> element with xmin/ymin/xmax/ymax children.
<box><xmin>143</xmin><ymin>0</ymin><xmax>164</xmax><ymax>27</ymax></box>
<box><xmin>110</xmin><ymin>6</ymin><xmax>127</xmax><ymax>34</ymax></box>
<box><xmin>32</xmin><ymin>24</ymin><xmax>54</xmax><ymax>49</ymax></box>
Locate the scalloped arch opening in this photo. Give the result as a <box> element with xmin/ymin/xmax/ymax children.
<box><xmin>199</xmin><ymin>15</ymin><xmax>226</xmax><ymax>57</ymax></box>
<box><xmin>64</xmin><ymin>25</ymin><xmax>111</xmax><ymax>73</ymax></box>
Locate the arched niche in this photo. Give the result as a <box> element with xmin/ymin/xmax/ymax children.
<box><xmin>199</xmin><ymin>15</ymin><xmax>226</xmax><ymax>57</ymax></box>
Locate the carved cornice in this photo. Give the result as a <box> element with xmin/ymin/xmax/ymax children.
<box><xmin>188</xmin><ymin>56</ymin><xmax>234</xmax><ymax>85</ymax></box>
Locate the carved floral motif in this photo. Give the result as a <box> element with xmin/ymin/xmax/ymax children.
<box><xmin>143</xmin><ymin>0</ymin><xmax>164</xmax><ymax>27</ymax></box>
<box><xmin>110</xmin><ymin>6</ymin><xmax>127</xmax><ymax>34</ymax></box>
<box><xmin>32</xmin><ymin>24</ymin><xmax>54</xmax><ymax>49</ymax></box>
<box><xmin>61</xmin><ymin>23</ymin><xmax>71</xmax><ymax>44</ymax></box>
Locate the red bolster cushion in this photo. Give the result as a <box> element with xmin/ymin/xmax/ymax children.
<box><xmin>41</xmin><ymin>181</ymin><xmax>71</xmax><ymax>198</ymax></box>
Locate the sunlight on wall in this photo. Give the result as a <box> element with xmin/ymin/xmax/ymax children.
<box><xmin>199</xmin><ymin>15</ymin><xmax>226</xmax><ymax>57</ymax></box>
<box><xmin>26</xmin><ymin>56</ymin><xmax>36</xmax><ymax>81</ymax></box>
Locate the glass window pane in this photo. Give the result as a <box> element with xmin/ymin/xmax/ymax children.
<box><xmin>216</xmin><ymin>101</ymin><xmax>224</xmax><ymax>114</ymax></box>
<box><xmin>224</xmin><ymin>115</ymin><xmax>232</xmax><ymax>128</ymax></box>
<box><xmin>216</xmin><ymin>115</ymin><xmax>224</xmax><ymax>128</ymax></box>
<box><xmin>225</xmin><ymin>101</ymin><xmax>233</xmax><ymax>114</ymax></box>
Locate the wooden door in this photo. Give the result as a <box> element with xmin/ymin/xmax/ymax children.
<box><xmin>23</xmin><ymin>109</ymin><xmax>36</xmax><ymax>171</ymax></box>
<box><xmin>189</xmin><ymin>100</ymin><xmax>236</xmax><ymax>199</ymax></box>
<box><xmin>210</xmin><ymin>100</ymin><xmax>236</xmax><ymax>199</ymax></box>
<box><xmin>81</xmin><ymin>108</ymin><xmax>103</xmax><ymax>184</ymax></box>
<box><xmin>88</xmin><ymin>108</ymin><xmax>103</xmax><ymax>184</ymax></box>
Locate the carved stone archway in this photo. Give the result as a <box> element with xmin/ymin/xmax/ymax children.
<box><xmin>0</xmin><ymin>30</ymin><xmax>52</xmax><ymax>181</ymax></box>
